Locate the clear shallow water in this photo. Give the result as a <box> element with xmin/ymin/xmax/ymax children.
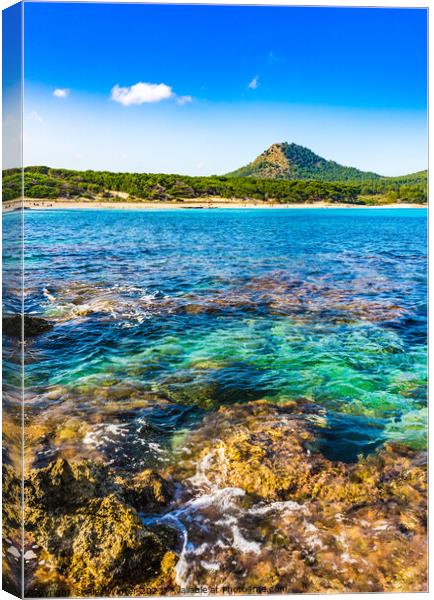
<box><xmin>23</xmin><ymin>208</ymin><xmax>427</xmax><ymax>465</ymax></box>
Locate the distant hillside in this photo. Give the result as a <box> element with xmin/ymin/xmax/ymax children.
<box><xmin>386</xmin><ymin>170</ymin><xmax>428</xmax><ymax>185</ymax></box>
<box><xmin>2</xmin><ymin>163</ymin><xmax>427</xmax><ymax>206</ymax></box>
<box><xmin>227</xmin><ymin>142</ymin><xmax>382</xmax><ymax>181</ymax></box>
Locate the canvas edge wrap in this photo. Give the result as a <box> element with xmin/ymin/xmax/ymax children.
<box><xmin>2</xmin><ymin>1</ymin><xmax>24</xmax><ymax>597</ymax></box>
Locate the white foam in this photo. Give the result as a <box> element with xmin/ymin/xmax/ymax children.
<box><xmin>148</xmin><ymin>442</ymin><xmax>163</xmax><ymax>453</ymax></box>
<box><xmin>231</xmin><ymin>526</ymin><xmax>261</xmax><ymax>555</ymax></box>
<box><xmin>200</xmin><ymin>560</ymin><xmax>220</xmax><ymax>572</ymax></box>
<box><xmin>248</xmin><ymin>500</ymin><xmax>303</xmax><ymax>516</ymax></box>
<box><xmin>105</xmin><ymin>423</ymin><xmax>128</xmax><ymax>436</ymax></box>
<box><xmin>7</xmin><ymin>546</ymin><xmax>20</xmax><ymax>558</ymax></box>
<box><xmin>43</xmin><ymin>288</ymin><xmax>56</xmax><ymax>303</ymax></box>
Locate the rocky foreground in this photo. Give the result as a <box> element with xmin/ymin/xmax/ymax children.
<box><xmin>3</xmin><ymin>400</ymin><xmax>427</xmax><ymax>596</ymax></box>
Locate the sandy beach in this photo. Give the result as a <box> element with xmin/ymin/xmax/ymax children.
<box><xmin>2</xmin><ymin>198</ymin><xmax>428</xmax><ymax>211</ymax></box>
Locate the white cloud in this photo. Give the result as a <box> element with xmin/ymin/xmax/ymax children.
<box><xmin>111</xmin><ymin>82</ymin><xmax>173</xmax><ymax>106</ymax></box>
<box><xmin>53</xmin><ymin>88</ymin><xmax>70</xmax><ymax>98</ymax></box>
<box><xmin>248</xmin><ymin>76</ymin><xmax>259</xmax><ymax>90</ymax></box>
<box><xmin>176</xmin><ymin>95</ymin><xmax>193</xmax><ymax>106</ymax></box>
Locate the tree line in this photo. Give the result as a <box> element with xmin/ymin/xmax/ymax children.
<box><xmin>2</xmin><ymin>166</ymin><xmax>427</xmax><ymax>204</ymax></box>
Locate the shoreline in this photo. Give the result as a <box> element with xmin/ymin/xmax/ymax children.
<box><xmin>2</xmin><ymin>198</ymin><xmax>428</xmax><ymax>212</ymax></box>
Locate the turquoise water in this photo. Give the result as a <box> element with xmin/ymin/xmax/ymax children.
<box><xmin>23</xmin><ymin>208</ymin><xmax>427</xmax><ymax>465</ymax></box>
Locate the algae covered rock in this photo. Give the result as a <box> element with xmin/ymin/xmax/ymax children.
<box><xmin>123</xmin><ymin>468</ymin><xmax>175</xmax><ymax>513</ymax></box>
<box><xmin>174</xmin><ymin>400</ymin><xmax>327</xmax><ymax>501</ymax></box>
<box><xmin>170</xmin><ymin>400</ymin><xmax>427</xmax><ymax>593</ymax></box>
<box><xmin>22</xmin><ymin>402</ymin><xmax>427</xmax><ymax>595</ymax></box>
<box><xmin>66</xmin><ymin>495</ymin><xmax>167</xmax><ymax>595</ymax></box>
<box><xmin>2</xmin><ymin>464</ymin><xmax>23</xmax><ymax>597</ymax></box>
<box><xmin>175</xmin><ymin>400</ymin><xmax>427</xmax><ymax>508</ymax></box>
<box><xmin>24</xmin><ymin>458</ymin><xmax>177</xmax><ymax>596</ymax></box>
<box><xmin>25</xmin><ymin>458</ymin><xmax>115</xmax><ymax>515</ymax></box>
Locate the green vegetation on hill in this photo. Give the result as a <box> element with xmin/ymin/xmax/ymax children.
<box><xmin>2</xmin><ymin>165</ymin><xmax>427</xmax><ymax>205</ymax></box>
<box><xmin>227</xmin><ymin>142</ymin><xmax>382</xmax><ymax>181</ymax></box>
<box><xmin>383</xmin><ymin>170</ymin><xmax>428</xmax><ymax>184</ymax></box>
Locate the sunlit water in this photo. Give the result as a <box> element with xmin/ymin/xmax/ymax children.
<box><xmin>21</xmin><ymin>208</ymin><xmax>427</xmax><ymax>471</ymax></box>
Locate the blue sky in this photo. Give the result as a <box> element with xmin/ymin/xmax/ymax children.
<box><xmin>23</xmin><ymin>2</ymin><xmax>427</xmax><ymax>175</ymax></box>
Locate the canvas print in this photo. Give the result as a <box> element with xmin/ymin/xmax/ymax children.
<box><xmin>2</xmin><ymin>1</ymin><xmax>428</xmax><ymax>597</ymax></box>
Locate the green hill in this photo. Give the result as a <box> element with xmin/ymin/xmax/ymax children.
<box><xmin>227</xmin><ymin>142</ymin><xmax>382</xmax><ymax>181</ymax></box>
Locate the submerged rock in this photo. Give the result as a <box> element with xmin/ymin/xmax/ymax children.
<box><xmin>244</xmin><ymin>272</ymin><xmax>409</xmax><ymax>323</ymax></box>
<box><xmin>37</xmin><ymin>270</ymin><xmax>411</xmax><ymax>328</ymax></box>
<box><xmin>160</xmin><ymin>377</ymin><xmax>220</xmax><ymax>409</ymax></box>
<box><xmin>3</xmin><ymin>314</ymin><xmax>53</xmax><ymax>338</ymax></box>
<box><xmin>24</xmin><ymin>458</ymin><xmax>177</xmax><ymax>596</ymax></box>
<box><xmin>174</xmin><ymin>271</ymin><xmax>411</xmax><ymax>324</ymax></box>
<box><xmin>41</xmin><ymin>281</ymin><xmax>175</xmax><ymax>325</ymax></box>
